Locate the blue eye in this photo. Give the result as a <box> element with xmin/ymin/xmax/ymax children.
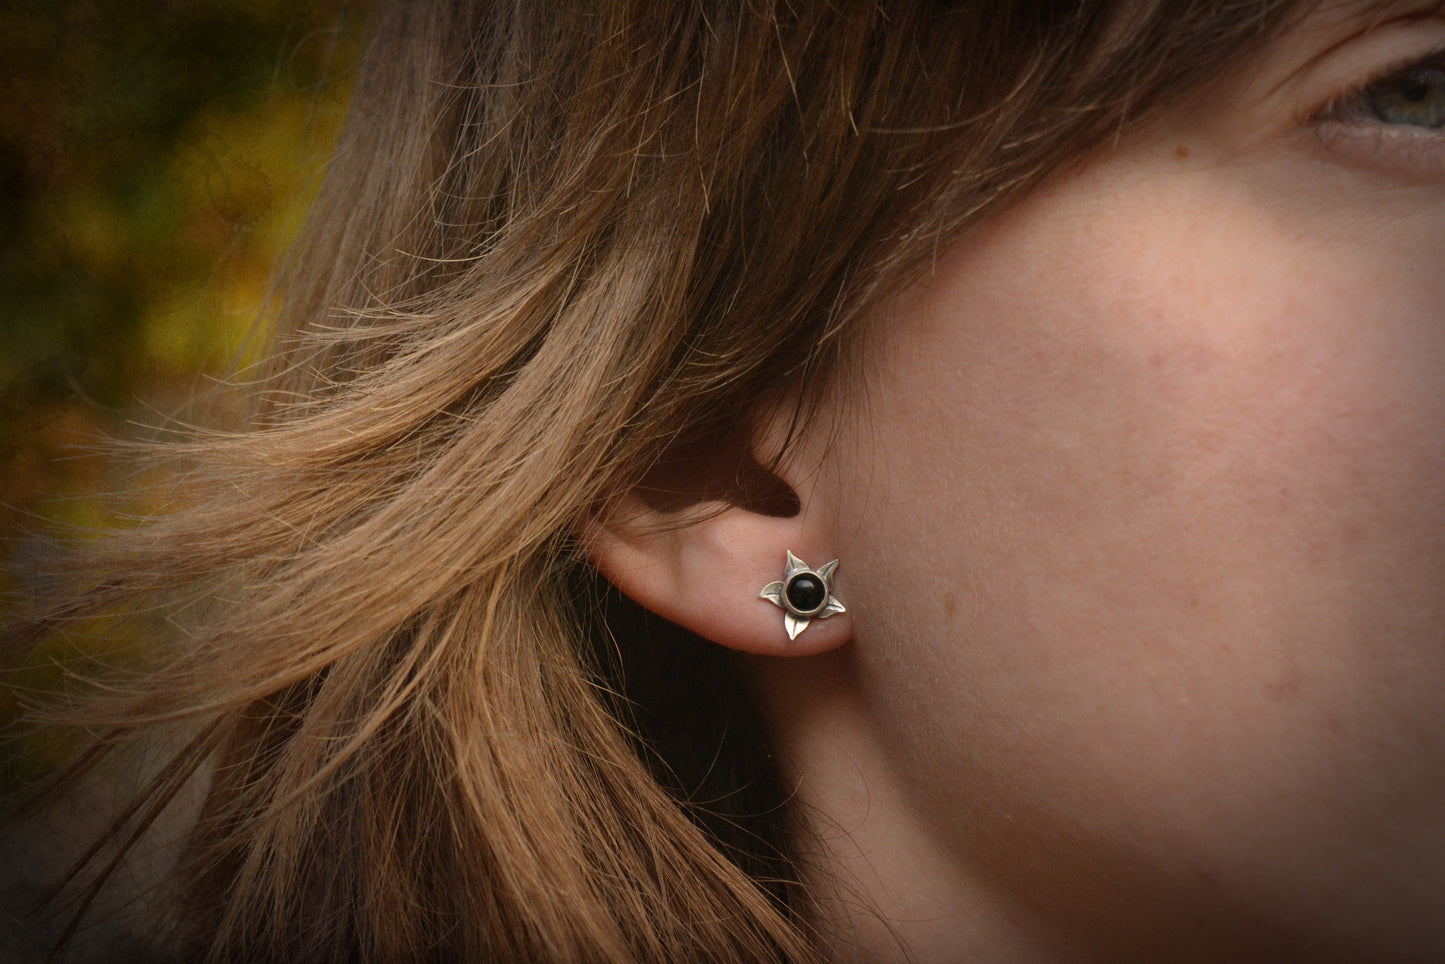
<box><xmin>1362</xmin><ymin>53</ymin><xmax>1445</xmax><ymax>128</ymax></box>
<box><xmin>1311</xmin><ymin>47</ymin><xmax>1445</xmax><ymax>180</ymax></box>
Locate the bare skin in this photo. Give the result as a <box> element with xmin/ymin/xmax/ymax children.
<box><xmin>756</xmin><ymin>4</ymin><xmax>1445</xmax><ymax>961</ymax></box>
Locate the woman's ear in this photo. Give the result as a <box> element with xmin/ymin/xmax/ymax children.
<box><xmin>583</xmin><ymin>440</ymin><xmax>852</xmax><ymax>658</ymax></box>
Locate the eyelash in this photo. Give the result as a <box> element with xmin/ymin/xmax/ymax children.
<box><xmin>1309</xmin><ymin>46</ymin><xmax>1445</xmax><ymax>177</ymax></box>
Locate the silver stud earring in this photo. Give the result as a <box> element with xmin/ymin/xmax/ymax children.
<box><xmin>759</xmin><ymin>550</ymin><xmax>846</xmax><ymax>640</ymax></box>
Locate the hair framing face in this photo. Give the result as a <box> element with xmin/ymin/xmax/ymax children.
<box><xmin>4</xmin><ymin>3</ymin><xmax>1324</xmax><ymax>961</ymax></box>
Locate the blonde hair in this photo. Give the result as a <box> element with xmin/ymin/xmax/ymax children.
<box><xmin>8</xmin><ymin>2</ymin><xmax>1308</xmax><ymax>960</ymax></box>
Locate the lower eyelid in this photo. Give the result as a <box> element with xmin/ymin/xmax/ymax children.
<box><xmin>1313</xmin><ymin>118</ymin><xmax>1445</xmax><ymax>180</ymax></box>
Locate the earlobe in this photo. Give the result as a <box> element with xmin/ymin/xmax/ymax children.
<box><xmin>585</xmin><ymin>500</ymin><xmax>852</xmax><ymax>657</ymax></box>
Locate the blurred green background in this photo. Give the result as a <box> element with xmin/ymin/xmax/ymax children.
<box><xmin>0</xmin><ymin>0</ymin><xmax>360</xmax><ymax>783</ymax></box>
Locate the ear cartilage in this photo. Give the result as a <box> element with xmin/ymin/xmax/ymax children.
<box><xmin>758</xmin><ymin>550</ymin><xmax>846</xmax><ymax>640</ymax></box>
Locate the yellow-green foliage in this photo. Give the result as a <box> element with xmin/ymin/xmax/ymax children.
<box><xmin>0</xmin><ymin>1</ymin><xmax>358</xmax><ymax>532</ymax></box>
<box><xmin>1</xmin><ymin>1</ymin><xmax>359</xmax><ymax>786</ymax></box>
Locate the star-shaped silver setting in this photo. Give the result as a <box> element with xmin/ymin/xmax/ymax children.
<box><xmin>759</xmin><ymin>550</ymin><xmax>846</xmax><ymax>640</ymax></box>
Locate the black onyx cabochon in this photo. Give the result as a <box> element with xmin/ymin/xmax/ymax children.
<box><xmin>785</xmin><ymin>573</ymin><xmax>827</xmax><ymax>613</ymax></box>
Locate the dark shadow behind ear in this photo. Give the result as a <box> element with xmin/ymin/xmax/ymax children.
<box><xmin>571</xmin><ymin>566</ymin><xmax>797</xmax><ymax>901</ymax></box>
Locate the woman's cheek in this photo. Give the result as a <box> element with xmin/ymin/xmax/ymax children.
<box><xmin>828</xmin><ymin>149</ymin><xmax>1445</xmax><ymax>930</ymax></box>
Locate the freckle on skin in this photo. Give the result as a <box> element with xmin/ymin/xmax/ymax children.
<box><xmin>943</xmin><ymin>592</ymin><xmax>957</xmax><ymax>619</ymax></box>
<box><xmin>1175</xmin><ymin>144</ymin><xmax>1191</xmax><ymax>160</ymax></box>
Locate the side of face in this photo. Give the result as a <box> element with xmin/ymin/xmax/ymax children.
<box><xmin>807</xmin><ymin>5</ymin><xmax>1445</xmax><ymax>957</ymax></box>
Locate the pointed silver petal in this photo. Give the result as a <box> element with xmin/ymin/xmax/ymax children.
<box><xmin>759</xmin><ymin>581</ymin><xmax>785</xmax><ymax>606</ymax></box>
<box><xmin>817</xmin><ymin>558</ymin><xmax>839</xmax><ymax>586</ymax></box>
<box><xmin>820</xmin><ymin>597</ymin><xmax>846</xmax><ymax>617</ymax></box>
<box><xmin>784</xmin><ymin>612</ymin><xmax>808</xmax><ymax>639</ymax></box>
<box><xmin>784</xmin><ymin>550</ymin><xmax>806</xmax><ymax>578</ymax></box>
